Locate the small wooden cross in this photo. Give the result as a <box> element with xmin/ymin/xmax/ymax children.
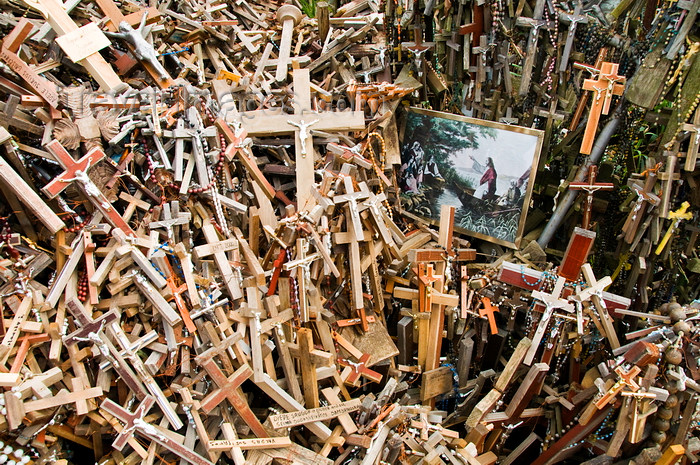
<box><xmin>575</xmin><ymin>264</ymin><xmax>620</xmax><ymax>349</ymax></box>
<box><xmin>101</xmin><ymin>396</ymin><xmax>214</xmax><ymax>465</ymax></box>
<box><xmin>524</xmin><ymin>276</ymin><xmax>575</xmax><ymax>365</ymax></box>
<box><xmin>401</xmin><ymin>25</ymin><xmax>435</xmax><ymax>79</ymax></box>
<box><xmin>446</xmin><ymin>31</ymin><xmax>462</xmax><ymax>77</ymax></box>
<box><xmin>149</xmin><ymin>201</ymin><xmax>191</xmax><ymax>241</ymax></box>
<box><xmin>471</xmin><ymin>35</ymin><xmax>495</xmax><ymax>102</ymax></box>
<box><xmin>658</xmin><ymin>151</ymin><xmax>682</xmax><ymax>218</ymax></box>
<box><xmin>165</xmin><ymin>275</ymin><xmax>196</xmax><ymax>333</ymax></box>
<box><xmin>568</xmin><ymin>165</ymin><xmax>615</xmax><ymax>229</ymax></box>
<box><xmin>283</xmin><ymin>238</ymin><xmax>320</xmax><ymax>323</ymax></box>
<box><xmin>42</xmin><ymin>141</ymin><xmax>136</xmax><ymax>236</ymax></box>
<box><xmin>580</xmin><ymin>62</ymin><xmax>626</xmax><ymax>154</ymax></box>
<box><xmin>656</xmin><ymin>201</ymin><xmax>693</xmax><ymax>255</ymax></box>
<box><xmin>338</xmin><ymin>353</ymin><xmax>383</xmax><ymax>385</ymax></box>
<box><xmin>496</xmin><ymin>41</ymin><xmax>516</xmax><ymax>96</ymax></box>
<box><xmin>479</xmin><ymin>297</ymin><xmax>500</xmax><ymax>335</ymax></box>
<box><xmin>558</xmin><ymin>2</ymin><xmax>588</xmax><ymax>72</ymax></box>
<box><xmin>515</xmin><ymin>0</ymin><xmax>556</xmax><ymax>96</ymax></box>
<box><xmin>622</xmin><ymin>173</ymin><xmax>660</xmax><ymax>244</ymax></box>
<box><xmin>595</xmin><ymin>365</ymin><xmax>641</xmax><ymax>409</ymax></box>
<box><xmin>287</xmin><ymin>327</ymin><xmax>327</xmax><ymax>408</ymax></box>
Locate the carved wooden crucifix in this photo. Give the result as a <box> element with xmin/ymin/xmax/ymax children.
<box><xmin>568</xmin><ymin>165</ymin><xmax>615</xmax><ymax>229</ymax></box>
<box><xmin>524</xmin><ymin>276</ymin><xmax>574</xmax><ymax>365</ymax></box>
<box><xmin>580</xmin><ymin>62</ymin><xmax>626</xmax><ymax>154</ymax></box>
<box><xmin>515</xmin><ymin>0</ymin><xmax>556</xmax><ymax>96</ymax></box>
<box><xmin>42</xmin><ymin>141</ymin><xmax>136</xmax><ymax>236</ymax></box>
<box><xmin>622</xmin><ymin>173</ymin><xmax>660</xmax><ymax>244</ymax></box>
<box><xmin>558</xmin><ymin>2</ymin><xmax>588</xmax><ymax>72</ymax></box>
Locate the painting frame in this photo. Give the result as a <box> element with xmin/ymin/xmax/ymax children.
<box><xmin>399</xmin><ymin>107</ymin><xmax>544</xmax><ymax>249</ymax></box>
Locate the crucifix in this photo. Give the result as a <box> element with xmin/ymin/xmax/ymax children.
<box><xmin>580</xmin><ymin>62</ymin><xmax>626</xmax><ymax>154</ymax></box>
<box><xmin>655</xmin><ymin>201</ymin><xmax>693</xmax><ymax>255</ymax></box>
<box><xmin>515</xmin><ymin>0</ymin><xmax>556</xmax><ymax>96</ymax></box>
<box><xmin>574</xmin><ymin>264</ymin><xmax>620</xmax><ymax>349</ymax></box>
<box><xmin>148</xmin><ymin>201</ymin><xmax>191</xmax><ymax>242</ymax></box>
<box><xmin>558</xmin><ymin>2</ymin><xmax>588</xmax><ymax>72</ymax></box>
<box><xmin>21</xmin><ymin>0</ymin><xmax>125</xmax><ymax>92</ymax></box>
<box><xmin>657</xmin><ymin>151</ymin><xmax>681</xmax><ymax>219</ymax></box>
<box><xmin>534</xmin><ymin>98</ymin><xmax>567</xmax><ymax>155</ymax></box>
<box><xmin>446</xmin><ymin>31</ymin><xmax>462</xmax><ymax>77</ymax></box>
<box><xmin>622</xmin><ymin>173</ymin><xmax>660</xmax><ymax>244</ymax></box>
<box><xmin>42</xmin><ymin>141</ymin><xmax>136</xmax><ymax>237</ymax></box>
<box><xmin>196</xmin><ymin>357</ymin><xmax>269</xmax><ymax>438</ymax></box>
<box><xmin>283</xmin><ymin>238</ymin><xmax>320</xmax><ymax>323</ymax></box>
<box><xmin>400</xmin><ymin>25</ymin><xmax>435</xmax><ymax>81</ymax></box>
<box><xmin>524</xmin><ymin>276</ymin><xmax>574</xmax><ymax>365</ymax></box>
<box><xmin>338</xmin><ymin>353</ymin><xmax>383</xmax><ymax>386</ymax></box>
<box><xmin>227</xmin><ymin>69</ymin><xmax>364</xmax><ymax>211</ymax></box>
<box><xmin>568</xmin><ymin>165</ymin><xmax>615</xmax><ymax>229</ymax></box>
<box><xmin>101</xmin><ymin>397</ymin><xmax>214</xmax><ymax>465</ymax></box>
<box><xmin>471</xmin><ymin>35</ymin><xmax>495</xmax><ymax>102</ymax></box>
<box><xmin>479</xmin><ymin>297</ymin><xmax>500</xmax><ymax>335</ymax></box>
<box><xmin>681</xmin><ymin>106</ymin><xmax>700</xmax><ymax>171</ymax></box>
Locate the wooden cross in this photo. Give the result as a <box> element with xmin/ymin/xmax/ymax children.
<box><xmin>496</xmin><ymin>41</ymin><xmax>516</xmax><ymax>96</ymax></box>
<box><xmin>471</xmin><ymin>35</ymin><xmax>495</xmax><ymax>102</ymax></box>
<box><xmin>524</xmin><ymin>276</ymin><xmax>574</xmax><ymax>365</ymax></box>
<box><xmin>622</xmin><ymin>173</ymin><xmax>660</xmax><ymax>243</ymax></box>
<box><xmin>193</xmin><ymin>223</ymin><xmax>243</xmax><ymax>300</ymax></box>
<box><xmin>655</xmin><ymin>201</ymin><xmax>693</xmax><ymax>255</ymax></box>
<box><xmin>149</xmin><ymin>201</ymin><xmax>191</xmax><ymax>241</ymax></box>
<box><xmin>338</xmin><ymin>353</ymin><xmax>383</xmax><ymax>385</ymax></box>
<box><xmin>165</xmin><ymin>276</ymin><xmax>196</xmax><ymax>334</ymax></box>
<box><xmin>479</xmin><ymin>297</ymin><xmax>500</xmax><ymax>335</ymax></box>
<box><xmin>558</xmin><ymin>2</ymin><xmax>588</xmax><ymax>72</ymax></box>
<box><xmin>658</xmin><ymin>151</ymin><xmax>681</xmax><ymax>218</ymax></box>
<box><xmin>195</xmin><ymin>356</ymin><xmax>269</xmax><ymax>438</ymax></box>
<box><xmin>228</xmin><ymin>69</ymin><xmax>364</xmax><ymax>210</ymax></box>
<box><xmin>446</xmin><ymin>31</ymin><xmax>462</xmax><ymax>77</ymax></box>
<box><xmin>283</xmin><ymin>238</ymin><xmax>320</xmax><ymax>323</ymax></box>
<box><xmin>287</xmin><ymin>327</ymin><xmax>326</xmax><ymax>408</ymax></box>
<box><xmin>681</xmin><ymin>106</ymin><xmax>700</xmax><ymax>170</ymax></box>
<box><xmin>515</xmin><ymin>0</ymin><xmax>556</xmax><ymax>96</ymax></box>
<box><xmin>580</xmin><ymin>62</ymin><xmax>626</xmax><ymax>154</ymax></box>
<box><xmin>0</xmin><ymin>19</ymin><xmax>59</xmax><ymax>107</ymax></box>
<box><xmin>111</xmin><ymin>228</ymin><xmax>167</xmax><ymax>289</ymax></box>
<box><xmin>595</xmin><ymin>365</ymin><xmax>641</xmax><ymax>409</ymax></box>
<box><xmin>568</xmin><ymin>165</ymin><xmax>615</xmax><ymax>229</ymax></box>
<box><xmin>101</xmin><ymin>397</ymin><xmax>214</xmax><ymax>465</ymax></box>
<box><xmin>574</xmin><ymin>264</ymin><xmax>620</xmax><ymax>349</ymax></box>
<box><xmin>22</xmin><ymin>0</ymin><xmax>125</xmax><ymax>92</ymax></box>
<box><xmin>401</xmin><ymin>25</ymin><xmax>435</xmax><ymax>79</ymax></box>
<box><xmin>534</xmin><ymin>98</ymin><xmax>567</xmax><ymax>153</ymax></box>
<box><xmin>42</xmin><ymin>141</ymin><xmax>136</xmax><ymax>236</ymax></box>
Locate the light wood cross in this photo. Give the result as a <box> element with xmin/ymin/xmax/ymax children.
<box><xmin>524</xmin><ymin>276</ymin><xmax>574</xmax><ymax>365</ymax></box>
<box><xmin>568</xmin><ymin>165</ymin><xmax>615</xmax><ymax>229</ymax></box>
<box><xmin>193</xmin><ymin>223</ymin><xmax>243</xmax><ymax>300</ymax></box>
<box><xmin>21</xmin><ymin>0</ymin><xmax>125</xmax><ymax>92</ymax></box>
<box><xmin>580</xmin><ymin>62</ymin><xmax>626</xmax><ymax>154</ymax></box>
<box><xmin>227</xmin><ymin>69</ymin><xmax>364</xmax><ymax>210</ymax></box>
<box><xmin>283</xmin><ymin>238</ymin><xmax>320</xmax><ymax>323</ymax></box>
<box><xmin>558</xmin><ymin>2</ymin><xmax>588</xmax><ymax>72</ymax></box>
<box><xmin>622</xmin><ymin>173</ymin><xmax>660</xmax><ymax>244</ymax></box>
<box><xmin>574</xmin><ymin>264</ymin><xmax>620</xmax><ymax>349</ymax></box>
<box><xmin>515</xmin><ymin>0</ymin><xmax>556</xmax><ymax>96</ymax></box>
<box><xmin>101</xmin><ymin>396</ymin><xmax>214</xmax><ymax>465</ymax></box>
<box><xmin>42</xmin><ymin>141</ymin><xmax>136</xmax><ymax>236</ymax></box>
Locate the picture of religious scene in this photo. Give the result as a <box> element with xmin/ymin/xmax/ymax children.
<box><xmin>400</xmin><ymin>108</ymin><xmax>544</xmax><ymax>248</ymax></box>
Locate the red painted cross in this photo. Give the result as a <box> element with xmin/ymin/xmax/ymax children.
<box><xmin>339</xmin><ymin>353</ymin><xmax>383</xmax><ymax>385</ymax></box>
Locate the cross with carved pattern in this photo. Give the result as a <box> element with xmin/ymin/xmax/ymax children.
<box><xmin>558</xmin><ymin>2</ymin><xmax>588</xmax><ymax>72</ymax></box>
<box><xmin>479</xmin><ymin>297</ymin><xmax>500</xmax><ymax>335</ymax></box>
<box><xmin>101</xmin><ymin>396</ymin><xmax>214</xmax><ymax>465</ymax></box>
<box><xmin>338</xmin><ymin>353</ymin><xmax>383</xmax><ymax>385</ymax></box>
<box><xmin>580</xmin><ymin>62</ymin><xmax>626</xmax><ymax>154</ymax></box>
<box><xmin>195</xmin><ymin>356</ymin><xmax>269</xmax><ymax>438</ymax></box>
<box><xmin>569</xmin><ymin>165</ymin><xmax>615</xmax><ymax>229</ymax></box>
<box><xmin>42</xmin><ymin>140</ymin><xmax>136</xmax><ymax>236</ymax></box>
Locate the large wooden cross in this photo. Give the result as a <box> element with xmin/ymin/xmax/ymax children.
<box><xmin>580</xmin><ymin>62</ymin><xmax>626</xmax><ymax>154</ymax></box>
<box><xmin>21</xmin><ymin>0</ymin><xmax>125</xmax><ymax>92</ymax></box>
<box><xmin>229</xmin><ymin>69</ymin><xmax>364</xmax><ymax>210</ymax></box>
<box><xmin>558</xmin><ymin>2</ymin><xmax>588</xmax><ymax>72</ymax></box>
<box><xmin>568</xmin><ymin>165</ymin><xmax>615</xmax><ymax>229</ymax></box>
<box><xmin>515</xmin><ymin>0</ymin><xmax>556</xmax><ymax>96</ymax></box>
<box><xmin>42</xmin><ymin>141</ymin><xmax>136</xmax><ymax>236</ymax></box>
<box><xmin>681</xmin><ymin>106</ymin><xmax>700</xmax><ymax>171</ymax></box>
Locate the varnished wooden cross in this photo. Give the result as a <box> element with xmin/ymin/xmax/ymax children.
<box><xmin>622</xmin><ymin>173</ymin><xmax>660</xmax><ymax>244</ymax></box>
<box><xmin>681</xmin><ymin>106</ymin><xmax>700</xmax><ymax>170</ymax></box>
<box><xmin>580</xmin><ymin>62</ymin><xmax>626</xmax><ymax>154</ymax></box>
<box><xmin>42</xmin><ymin>141</ymin><xmax>136</xmax><ymax>236</ymax></box>
<box><xmin>568</xmin><ymin>165</ymin><xmax>615</xmax><ymax>229</ymax></box>
<box><xmin>595</xmin><ymin>365</ymin><xmax>641</xmax><ymax>409</ymax></box>
<box><xmin>479</xmin><ymin>297</ymin><xmax>500</xmax><ymax>335</ymax></box>
<box><xmin>149</xmin><ymin>201</ymin><xmax>191</xmax><ymax>241</ymax></box>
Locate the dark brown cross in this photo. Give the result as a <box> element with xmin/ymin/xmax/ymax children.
<box><xmin>568</xmin><ymin>165</ymin><xmax>615</xmax><ymax>229</ymax></box>
<box><xmin>558</xmin><ymin>2</ymin><xmax>588</xmax><ymax>72</ymax></box>
<box><xmin>622</xmin><ymin>173</ymin><xmax>660</xmax><ymax>244</ymax></box>
<box><xmin>515</xmin><ymin>0</ymin><xmax>556</xmax><ymax>96</ymax></box>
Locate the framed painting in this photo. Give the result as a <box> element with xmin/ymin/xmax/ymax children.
<box><xmin>399</xmin><ymin>108</ymin><xmax>544</xmax><ymax>248</ymax></box>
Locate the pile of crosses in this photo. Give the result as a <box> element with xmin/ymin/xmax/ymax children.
<box><xmin>0</xmin><ymin>0</ymin><xmax>698</xmax><ymax>464</ymax></box>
